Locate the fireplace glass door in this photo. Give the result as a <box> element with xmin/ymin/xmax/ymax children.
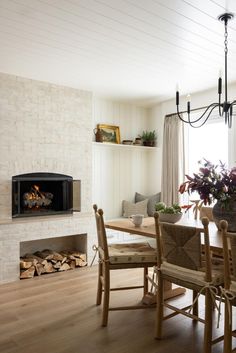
<box><xmin>12</xmin><ymin>173</ymin><xmax>81</xmax><ymax>218</ymax></box>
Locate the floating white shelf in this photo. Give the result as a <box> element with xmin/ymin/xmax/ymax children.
<box><xmin>92</xmin><ymin>141</ymin><xmax>158</xmax><ymax>151</ymax></box>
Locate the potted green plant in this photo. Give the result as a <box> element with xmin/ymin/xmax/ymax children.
<box><xmin>155</xmin><ymin>202</ymin><xmax>182</xmax><ymax>223</ymax></box>
<box><xmin>139</xmin><ymin>130</ymin><xmax>157</xmax><ymax>147</ymax></box>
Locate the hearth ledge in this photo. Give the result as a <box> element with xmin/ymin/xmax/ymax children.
<box><xmin>0</xmin><ymin>212</ymin><xmax>92</xmax><ymax>225</ymax></box>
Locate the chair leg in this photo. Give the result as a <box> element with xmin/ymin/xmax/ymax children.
<box><xmin>143</xmin><ymin>267</ymin><xmax>148</xmax><ymax>295</ymax></box>
<box><xmin>203</xmin><ymin>288</ymin><xmax>213</xmax><ymax>353</ymax></box>
<box><xmin>192</xmin><ymin>289</ymin><xmax>199</xmax><ymax>318</ymax></box>
<box><xmin>96</xmin><ymin>262</ymin><xmax>103</xmax><ymax>305</ymax></box>
<box><xmin>155</xmin><ymin>270</ymin><xmax>163</xmax><ymax>339</ymax></box>
<box><xmin>102</xmin><ymin>263</ymin><xmax>110</xmax><ymax>327</ymax></box>
<box><xmin>224</xmin><ymin>301</ymin><xmax>232</xmax><ymax>353</ymax></box>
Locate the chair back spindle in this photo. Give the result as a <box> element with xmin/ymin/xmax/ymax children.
<box><xmin>93</xmin><ymin>205</ymin><xmax>109</xmax><ymax>261</ymax></box>
<box><xmin>220</xmin><ymin>220</ymin><xmax>236</xmax><ymax>289</ymax></box>
<box><xmin>219</xmin><ymin>219</ymin><xmax>236</xmax><ymax>353</ymax></box>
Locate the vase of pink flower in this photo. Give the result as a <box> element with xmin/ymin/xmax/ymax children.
<box><xmin>179</xmin><ymin>159</ymin><xmax>236</xmax><ymax>231</ymax></box>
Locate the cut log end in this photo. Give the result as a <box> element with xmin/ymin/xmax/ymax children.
<box><xmin>20</xmin><ymin>266</ymin><xmax>35</xmax><ymax>279</ymax></box>
<box><xmin>20</xmin><ymin>250</ymin><xmax>87</xmax><ymax>279</ymax></box>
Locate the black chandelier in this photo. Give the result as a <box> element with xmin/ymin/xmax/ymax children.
<box><xmin>176</xmin><ymin>13</ymin><xmax>236</xmax><ymax>128</ymax></box>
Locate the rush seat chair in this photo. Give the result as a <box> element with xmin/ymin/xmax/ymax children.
<box><xmin>93</xmin><ymin>204</ymin><xmax>157</xmax><ymax>326</ymax></box>
<box><xmin>154</xmin><ymin>213</ymin><xmax>224</xmax><ymax>353</ymax></box>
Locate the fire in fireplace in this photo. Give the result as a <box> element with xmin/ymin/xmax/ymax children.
<box><xmin>12</xmin><ymin>173</ymin><xmax>81</xmax><ymax>218</ymax></box>
<box><xmin>23</xmin><ymin>184</ymin><xmax>54</xmax><ymax>210</ymax></box>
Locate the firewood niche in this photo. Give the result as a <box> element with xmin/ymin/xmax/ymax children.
<box><xmin>20</xmin><ymin>233</ymin><xmax>87</xmax><ymax>279</ymax></box>
<box><xmin>20</xmin><ymin>249</ymin><xmax>87</xmax><ymax>279</ymax></box>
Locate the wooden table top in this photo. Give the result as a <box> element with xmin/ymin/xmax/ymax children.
<box><xmin>105</xmin><ymin>217</ymin><xmax>223</xmax><ymax>252</ymax></box>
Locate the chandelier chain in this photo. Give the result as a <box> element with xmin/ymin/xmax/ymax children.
<box><xmin>224</xmin><ymin>23</ymin><xmax>228</xmax><ymax>54</ymax></box>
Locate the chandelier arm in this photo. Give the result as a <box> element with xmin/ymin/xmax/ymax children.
<box><xmin>225</xmin><ymin>110</ymin><xmax>228</xmax><ymax>125</ymax></box>
<box><xmin>176</xmin><ymin>103</ymin><xmax>219</xmax><ymax>124</ymax></box>
<box><xmin>218</xmin><ymin>95</ymin><xmax>223</xmax><ymax>117</ymax></box>
<box><xmin>176</xmin><ymin>105</ymin><xmax>185</xmax><ymax>121</ymax></box>
<box><xmin>229</xmin><ymin>101</ymin><xmax>236</xmax><ymax>115</ymax></box>
<box><xmin>228</xmin><ymin>102</ymin><xmax>236</xmax><ymax>128</ymax></box>
<box><xmin>176</xmin><ymin>105</ymin><xmax>194</xmax><ymax>123</ymax></box>
<box><xmin>228</xmin><ymin>101</ymin><xmax>235</xmax><ymax>128</ymax></box>
<box><xmin>188</xmin><ymin>104</ymin><xmax>220</xmax><ymax>128</ymax></box>
<box><xmin>188</xmin><ymin>103</ymin><xmax>219</xmax><ymax>123</ymax></box>
<box><xmin>176</xmin><ymin>13</ymin><xmax>235</xmax><ymax>129</ymax></box>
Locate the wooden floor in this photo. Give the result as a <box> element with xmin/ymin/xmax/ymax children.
<box><xmin>0</xmin><ymin>266</ymin><xmax>227</xmax><ymax>353</ymax></box>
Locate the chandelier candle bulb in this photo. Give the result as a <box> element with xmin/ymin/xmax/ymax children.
<box><xmin>218</xmin><ymin>77</ymin><xmax>222</xmax><ymax>94</ymax></box>
<box><xmin>187</xmin><ymin>101</ymin><xmax>191</xmax><ymax>114</ymax></box>
<box><xmin>176</xmin><ymin>90</ymin><xmax>179</xmax><ymax>105</ymax></box>
<box><xmin>187</xmin><ymin>94</ymin><xmax>191</xmax><ymax>114</ymax></box>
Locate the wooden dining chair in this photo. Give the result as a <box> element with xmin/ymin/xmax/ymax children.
<box><xmin>219</xmin><ymin>220</ymin><xmax>236</xmax><ymax>353</ymax></box>
<box><xmin>154</xmin><ymin>213</ymin><xmax>224</xmax><ymax>353</ymax></box>
<box><xmin>93</xmin><ymin>204</ymin><xmax>157</xmax><ymax>326</ymax></box>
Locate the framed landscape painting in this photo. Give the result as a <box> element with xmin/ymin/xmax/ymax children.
<box><xmin>97</xmin><ymin>124</ymin><xmax>121</xmax><ymax>144</ymax></box>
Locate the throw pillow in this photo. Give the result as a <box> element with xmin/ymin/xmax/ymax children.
<box><xmin>135</xmin><ymin>192</ymin><xmax>161</xmax><ymax>216</ymax></box>
<box><xmin>122</xmin><ymin>199</ymin><xmax>148</xmax><ymax>218</ymax></box>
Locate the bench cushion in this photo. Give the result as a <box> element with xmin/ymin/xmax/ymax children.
<box><xmin>135</xmin><ymin>192</ymin><xmax>161</xmax><ymax>216</ymax></box>
<box><xmin>122</xmin><ymin>199</ymin><xmax>148</xmax><ymax>217</ymax></box>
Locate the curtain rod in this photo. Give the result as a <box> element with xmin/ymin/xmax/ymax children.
<box><xmin>165</xmin><ymin>105</ymin><xmax>209</xmax><ymax>118</ymax></box>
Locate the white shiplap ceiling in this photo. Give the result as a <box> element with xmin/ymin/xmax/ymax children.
<box><xmin>0</xmin><ymin>0</ymin><xmax>236</xmax><ymax>105</ymax></box>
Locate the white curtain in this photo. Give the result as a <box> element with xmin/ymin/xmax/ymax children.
<box><xmin>161</xmin><ymin>114</ymin><xmax>185</xmax><ymax>205</ymax></box>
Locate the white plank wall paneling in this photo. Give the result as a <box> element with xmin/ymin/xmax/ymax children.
<box><xmin>92</xmin><ymin>98</ymin><xmax>160</xmax><ymax>219</ymax></box>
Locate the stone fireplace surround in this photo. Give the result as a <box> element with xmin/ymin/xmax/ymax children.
<box><xmin>0</xmin><ymin>72</ymin><xmax>96</xmax><ymax>284</ymax></box>
<box><xmin>0</xmin><ymin>214</ymin><xmax>94</xmax><ymax>284</ymax></box>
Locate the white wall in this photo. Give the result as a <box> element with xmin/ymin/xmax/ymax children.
<box><xmin>92</xmin><ymin>98</ymin><xmax>160</xmax><ymax>219</ymax></box>
<box><xmin>147</xmin><ymin>104</ymin><xmax>165</xmax><ymax>193</ymax></box>
<box><xmin>93</xmin><ymin>98</ymin><xmax>148</xmax><ymax>141</ymax></box>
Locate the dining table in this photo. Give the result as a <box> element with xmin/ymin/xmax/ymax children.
<box><xmin>105</xmin><ymin>216</ymin><xmax>224</xmax><ymax>300</ymax></box>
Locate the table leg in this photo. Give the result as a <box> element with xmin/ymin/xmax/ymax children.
<box><xmin>142</xmin><ymin>280</ymin><xmax>186</xmax><ymax>305</ymax></box>
<box><xmin>163</xmin><ymin>280</ymin><xmax>186</xmax><ymax>300</ymax></box>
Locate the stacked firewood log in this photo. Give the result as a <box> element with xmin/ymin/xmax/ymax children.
<box><xmin>20</xmin><ymin>249</ymin><xmax>87</xmax><ymax>279</ymax></box>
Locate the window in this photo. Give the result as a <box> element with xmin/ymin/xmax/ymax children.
<box><xmin>183</xmin><ymin>112</ymin><xmax>228</xmax><ymax>202</ymax></box>
<box><xmin>184</xmin><ymin>113</ymin><xmax>228</xmax><ymax>175</ymax></box>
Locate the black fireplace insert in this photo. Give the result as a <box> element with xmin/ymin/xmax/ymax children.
<box><xmin>12</xmin><ymin>173</ymin><xmax>81</xmax><ymax>218</ymax></box>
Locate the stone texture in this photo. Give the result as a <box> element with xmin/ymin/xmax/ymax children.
<box><xmin>0</xmin><ymin>214</ymin><xmax>95</xmax><ymax>283</ymax></box>
<box><xmin>0</xmin><ymin>72</ymin><xmax>96</xmax><ymax>283</ymax></box>
<box><xmin>0</xmin><ymin>72</ymin><xmax>93</xmax><ymax>217</ymax></box>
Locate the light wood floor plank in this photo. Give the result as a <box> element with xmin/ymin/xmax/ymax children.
<box><xmin>0</xmin><ymin>266</ymin><xmax>225</xmax><ymax>353</ymax></box>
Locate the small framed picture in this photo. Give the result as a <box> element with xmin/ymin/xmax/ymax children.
<box><xmin>97</xmin><ymin>124</ymin><xmax>121</xmax><ymax>144</ymax></box>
